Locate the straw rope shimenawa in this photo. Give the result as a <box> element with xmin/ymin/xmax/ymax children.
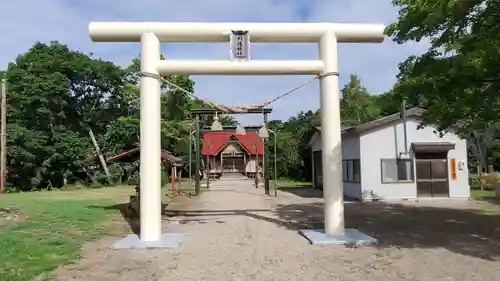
<box><xmin>140</xmin><ymin>71</ymin><xmax>339</xmax><ymax>113</ymax></box>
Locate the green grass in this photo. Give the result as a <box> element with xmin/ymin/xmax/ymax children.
<box><xmin>0</xmin><ymin>187</ymin><xmax>132</xmax><ymax>281</ymax></box>
<box><xmin>470</xmin><ymin>189</ymin><xmax>500</xmax><ymax>215</ymax></box>
<box><xmin>274</xmin><ymin>179</ymin><xmax>312</xmax><ymax>188</ymax></box>
<box><xmin>471</xmin><ymin>188</ymin><xmax>496</xmax><ymax>200</ymax></box>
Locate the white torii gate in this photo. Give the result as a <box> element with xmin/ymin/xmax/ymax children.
<box><xmin>89</xmin><ymin>22</ymin><xmax>385</xmax><ymax>247</ymax></box>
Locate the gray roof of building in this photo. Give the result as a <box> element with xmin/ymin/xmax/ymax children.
<box><xmin>314</xmin><ymin>107</ymin><xmax>425</xmax><ymax>134</ymax></box>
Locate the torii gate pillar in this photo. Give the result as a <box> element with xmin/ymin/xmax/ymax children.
<box><xmin>89</xmin><ymin>22</ymin><xmax>384</xmax><ymax>248</ymax></box>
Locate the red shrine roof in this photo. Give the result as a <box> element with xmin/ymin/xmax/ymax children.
<box><xmin>202</xmin><ymin>131</ymin><xmax>264</xmax><ymax>156</ymax></box>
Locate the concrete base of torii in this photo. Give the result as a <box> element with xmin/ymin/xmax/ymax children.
<box><xmin>299</xmin><ymin>228</ymin><xmax>378</xmax><ymax>245</ymax></box>
<box><xmin>112</xmin><ymin>233</ymin><xmax>185</xmax><ymax>249</ymax></box>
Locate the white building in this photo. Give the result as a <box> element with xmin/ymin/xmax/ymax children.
<box><xmin>308</xmin><ymin>108</ymin><xmax>470</xmax><ymax>201</ymax></box>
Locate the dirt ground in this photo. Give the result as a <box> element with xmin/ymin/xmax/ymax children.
<box><xmin>54</xmin><ymin>186</ymin><xmax>500</xmax><ymax>281</ymax></box>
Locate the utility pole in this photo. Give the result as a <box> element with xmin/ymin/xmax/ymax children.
<box><xmin>194</xmin><ymin>114</ymin><xmax>201</xmax><ymax>195</ymax></box>
<box><xmin>0</xmin><ymin>79</ymin><xmax>7</xmax><ymax>193</ymax></box>
<box><xmin>263</xmin><ymin>112</ymin><xmax>270</xmax><ymax>195</ymax></box>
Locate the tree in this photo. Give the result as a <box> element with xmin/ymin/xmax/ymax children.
<box><xmin>5</xmin><ymin>41</ymin><xmax>330</xmax><ymax>190</ymax></box>
<box><xmin>373</xmin><ymin>91</ymin><xmax>406</xmax><ymax>117</ymax></box>
<box><xmin>340</xmin><ymin>74</ymin><xmax>380</xmax><ymax>126</ymax></box>
<box><xmin>491</xmin><ymin>139</ymin><xmax>500</xmax><ymax>171</ymax></box>
<box><xmin>268</xmin><ymin>111</ymin><xmax>317</xmax><ymax>181</ymax></box>
<box><xmin>124</xmin><ymin>57</ymin><xmax>195</xmax><ymax>121</ymax></box>
<box><xmin>387</xmin><ymin>0</ymin><xmax>500</xmax><ymax>173</ymax></box>
<box><xmin>386</xmin><ymin>0</ymin><xmax>500</xmax><ymax>131</ymax></box>
<box><xmin>3</xmin><ymin>43</ymin><xmax>203</xmax><ymax>190</ymax></box>
<box><xmin>120</xmin><ymin>57</ymin><xmax>197</xmax><ymax>151</ymax></box>
<box><xmin>5</xmin><ymin>41</ymin><xmax>125</xmax><ymax>189</ymax></box>
<box><xmin>465</xmin><ymin>121</ymin><xmax>500</xmax><ymax>181</ymax></box>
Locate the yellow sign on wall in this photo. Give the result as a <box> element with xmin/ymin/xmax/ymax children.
<box><xmin>450</xmin><ymin>158</ymin><xmax>457</xmax><ymax>180</ymax></box>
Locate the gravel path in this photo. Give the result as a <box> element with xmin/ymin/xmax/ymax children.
<box><xmin>55</xmin><ymin>186</ymin><xmax>500</xmax><ymax>281</ymax></box>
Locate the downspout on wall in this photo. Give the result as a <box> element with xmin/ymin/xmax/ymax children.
<box><xmin>400</xmin><ymin>99</ymin><xmax>409</xmax><ymax>158</ymax></box>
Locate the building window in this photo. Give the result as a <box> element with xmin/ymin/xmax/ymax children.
<box><xmin>342</xmin><ymin>159</ymin><xmax>361</xmax><ymax>183</ymax></box>
<box><xmin>381</xmin><ymin>158</ymin><xmax>414</xmax><ymax>183</ymax></box>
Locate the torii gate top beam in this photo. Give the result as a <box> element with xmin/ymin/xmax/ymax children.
<box><xmin>89</xmin><ymin>22</ymin><xmax>385</xmax><ymax>43</ymax></box>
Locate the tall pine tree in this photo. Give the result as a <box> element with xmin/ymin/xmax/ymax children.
<box><xmin>340</xmin><ymin>74</ymin><xmax>380</xmax><ymax>126</ymax></box>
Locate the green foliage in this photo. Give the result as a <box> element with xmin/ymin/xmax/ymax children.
<box><xmin>387</xmin><ymin>0</ymin><xmax>500</xmax><ymax>129</ymax></box>
<box><xmin>373</xmin><ymin>90</ymin><xmax>405</xmax><ymax>116</ymax></box>
<box><xmin>3</xmin><ymin>42</ymin><xmax>202</xmax><ymax>191</ymax></box>
<box><xmin>387</xmin><ymin>0</ymin><xmax>500</xmax><ymax>172</ymax></box>
<box><xmin>10</xmin><ymin>23</ymin><xmax>500</xmax><ymax>190</ymax></box>
<box><xmin>267</xmin><ymin>111</ymin><xmax>316</xmax><ymax>181</ymax></box>
<box><xmin>6</xmin><ymin>41</ymin><xmax>390</xmax><ymax>187</ymax></box>
<box><xmin>5</xmin><ymin>42</ymin><xmax>125</xmax><ymax>190</ymax></box>
<box><xmin>340</xmin><ymin>74</ymin><xmax>380</xmax><ymax>126</ymax></box>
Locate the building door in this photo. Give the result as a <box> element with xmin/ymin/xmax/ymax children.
<box><xmin>222</xmin><ymin>157</ymin><xmax>236</xmax><ymax>172</ymax></box>
<box><xmin>222</xmin><ymin>155</ymin><xmax>245</xmax><ymax>173</ymax></box>
<box><xmin>415</xmin><ymin>155</ymin><xmax>449</xmax><ymax>197</ymax></box>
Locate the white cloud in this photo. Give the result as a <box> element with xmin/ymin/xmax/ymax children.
<box><xmin>0</xmin><ymin>0</ymin><xmax>428</xmax><ymax>124</ymax></box>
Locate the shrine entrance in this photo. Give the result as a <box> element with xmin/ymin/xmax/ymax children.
<box><xmin>89</xmin><ymin>21</ymin><xmax>385</xmax><ymax>246</ymax></box>
<box><xmin>222</xmin><ymin>152</ymin><xmax>245</xmax><ymax>174</ymax></box>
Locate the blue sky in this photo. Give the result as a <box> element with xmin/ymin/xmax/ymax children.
<box><xmin>0</xmin><ymin>0</ymin><xmax>427</xmax><ymax>124</ymax></box>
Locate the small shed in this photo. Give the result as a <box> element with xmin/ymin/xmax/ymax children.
<box><xmin>308</xmin><ymin>108</ymin><xmax>470</xmax><ymax>201</ymax></box>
